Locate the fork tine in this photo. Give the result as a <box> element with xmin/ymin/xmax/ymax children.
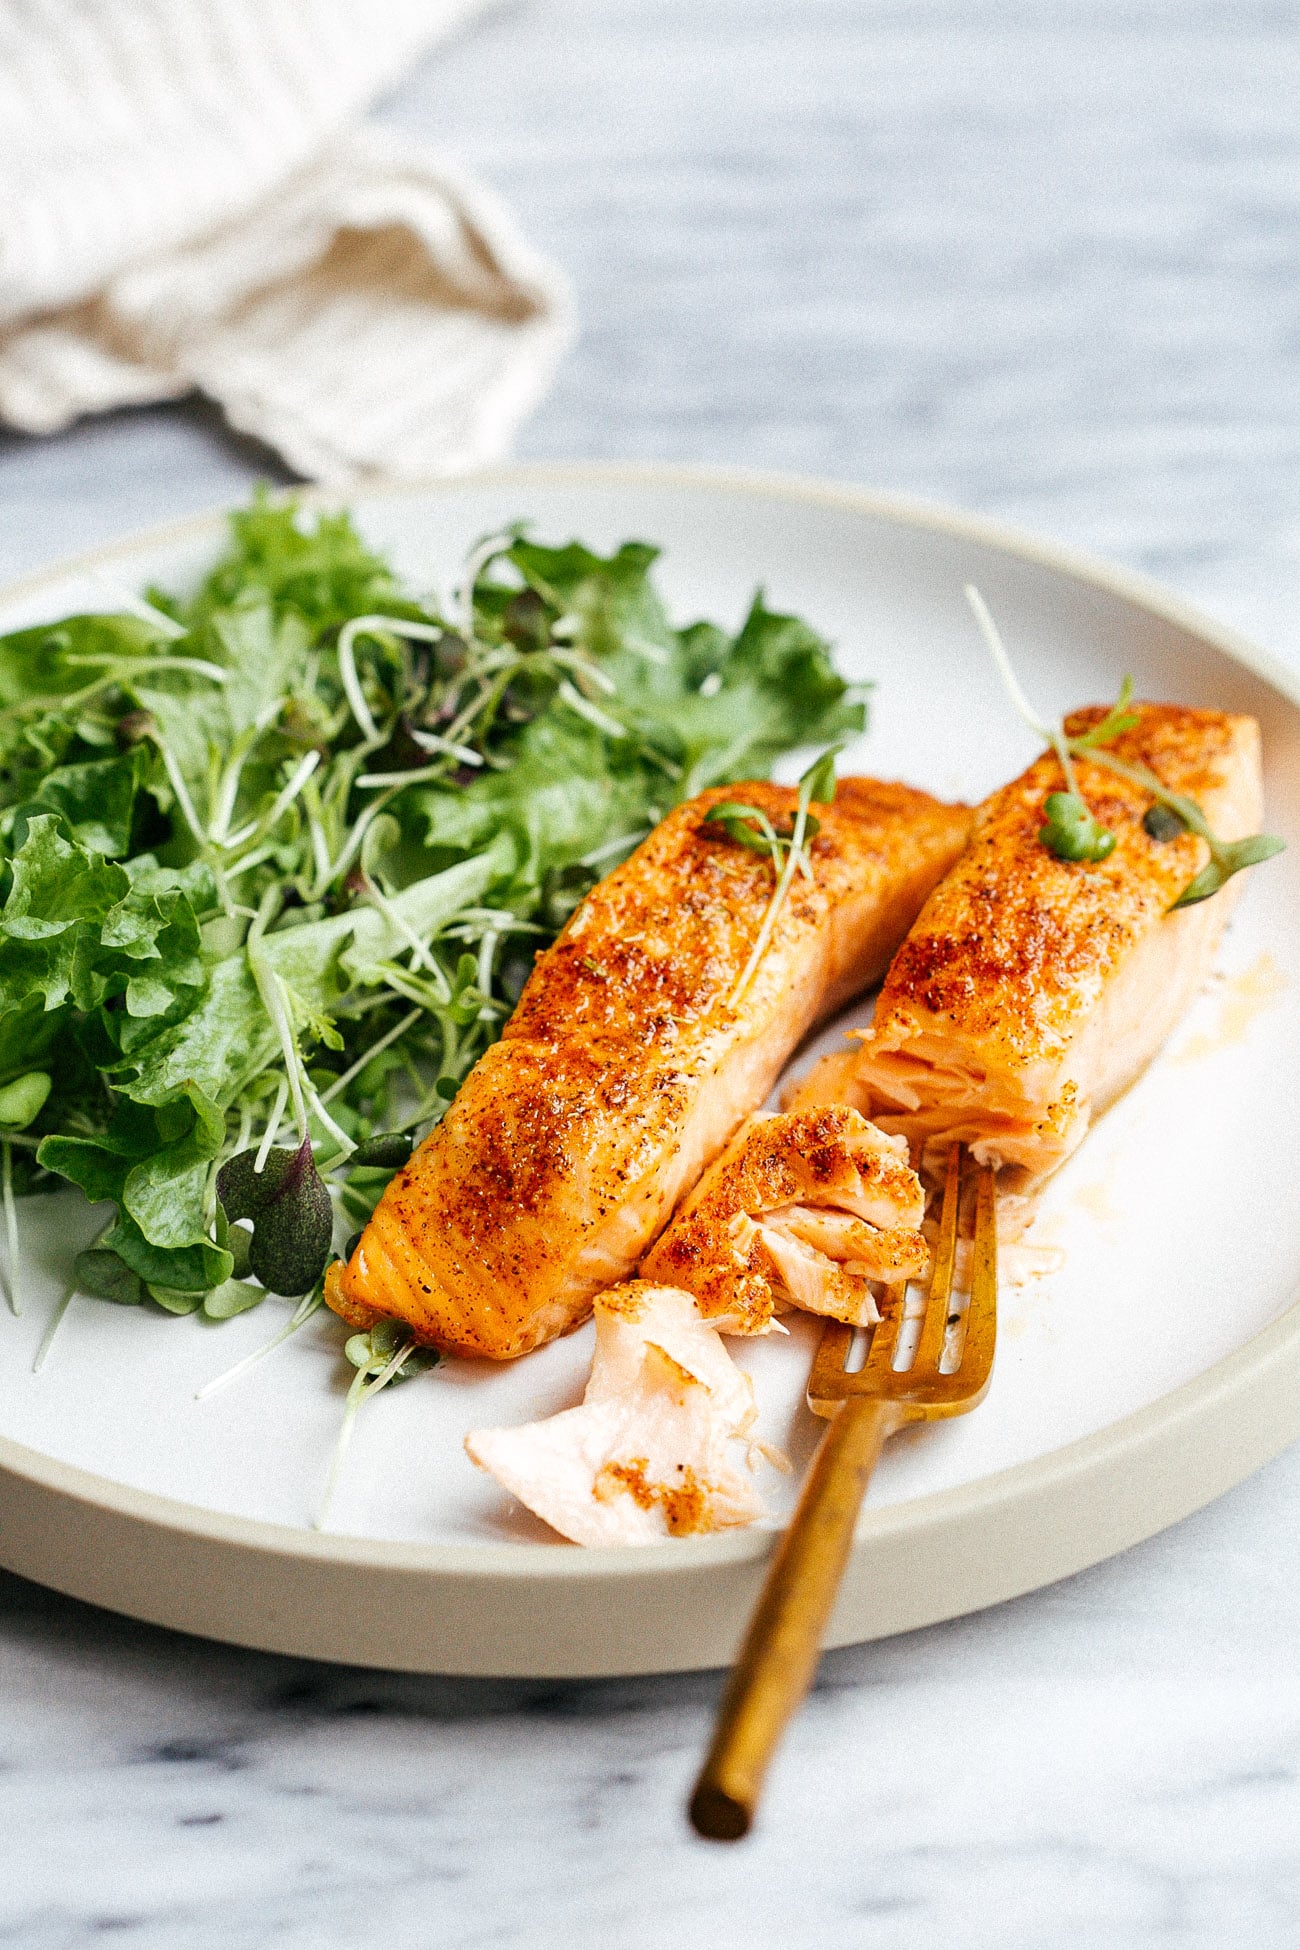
<box><xmin>912</xmin><ymin>1141</ymin><xmax>961</xmax><ymax>1376</ymax></box>
<box><xmin>861</xmin><ymin>1278</ymin><xmax>908</xmax><ymax>1379</ymax></box>
<box><xmin>807</xmin><ymin>1318</ymin><xmax>854</xmax><ymax>1401</ymax></box>
<box><xmin>957</xmin><ymin>1158</ymin><xmax>998</xmax><ymax>1394</ymax></box>
<box><xmin>809</xmin><ymin>1286</ymin><xmax>906</xmax><ymax>1407</ymax></box>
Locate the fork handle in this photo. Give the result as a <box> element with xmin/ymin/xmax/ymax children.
<box><xmin>690</xmin><ymin>1395</ymin><xmax>898</xmax><ymax>1840</ymax></box>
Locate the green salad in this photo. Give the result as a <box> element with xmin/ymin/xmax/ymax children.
<box><xmin>0</xmin><ymin>494</ymin><xmax>867</xmax><ymax>1333</ymax></box>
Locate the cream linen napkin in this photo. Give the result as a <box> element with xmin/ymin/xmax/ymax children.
<box><xmin>0</xmin><ymin>0</ymin><xmax>574</xmax><ymax>483</ymax></box>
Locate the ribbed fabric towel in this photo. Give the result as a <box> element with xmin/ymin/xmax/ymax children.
<box><xmin>0</xmin><ymin>0</ymin><xmax>574</xmax><ymax>483</ymax></box>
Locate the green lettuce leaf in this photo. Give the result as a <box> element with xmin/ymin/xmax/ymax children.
<box><xmin>499</xmin><ymin>537</ymin><xmax>868</xmax><ymax>792</ymax></box>
<box><xmin>0</xmin><ymin>611</ymin><xmax>170</xmax><ymax>713</ymax></box>
<box><xmin>159</xmin><ymin>491</ymin><xmax>413</xmax><ymax>638</ymax></box>
<box><xmin>415</xmin><ymin>716</ymin><xmax>653</xmax><ymax>900</ymax></box>
<box><xmin>11</xmin><ymin>749</ymin><xmax>145</xmax><ymax>857</ymax></box>
<box><xmin>12</xmin><ymin>498</ymin><xmax>870</xmax><ymax>1319</ymax></box>
<box><xmin>0</xmin><ymin>818</ymin><xmax>209</xmax><ymax>1081</ymax></box>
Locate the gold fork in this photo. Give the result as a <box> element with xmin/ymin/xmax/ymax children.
<box><xmin>689</xmin><ymin>1142</ymin><xmax>998</xmax><ymax>1841</ymax></box>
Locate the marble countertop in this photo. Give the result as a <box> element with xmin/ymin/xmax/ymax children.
<box><xmin>4</xmin><ymin>2</ymin><xmax>1300</xmax><ymax>1943</ymax></box>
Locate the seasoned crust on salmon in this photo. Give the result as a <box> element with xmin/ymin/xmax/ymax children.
<box><xmin>788</xmin><ymin>704</ymin><xmax>1264</xmax><ymax>1197</ymax></box>
<box><xmin>641</xmin><ymin>1106</ymin><xmax>927</xmax><ymax>1333</ymax></box>
<box><xmin>326</xmin><ymin>777</ymin><xmax>971</xmax><ymax>1359</ymax></box>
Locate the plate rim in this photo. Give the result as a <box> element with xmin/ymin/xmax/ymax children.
<box><xmin>3</xmin><ymin>459</ymin><xmax>1299</xmax><ymax>1667</ymax></box>
<box><xmin>3</xmin><ymin>1287</ymin><xmax>1299</xmax><ymax>1577</ymax></box>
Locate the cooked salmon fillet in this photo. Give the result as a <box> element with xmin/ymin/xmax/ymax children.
<box><xmin>641</xmin><ymin>1106</ymin><xmax>927</xmax><ymax>1332</ymax></box>
<box><xmin>327</xmin><ymin>777</ymin><xmax>971</xmax><ymax>1358</ymax></box>
<box><xmin>465</xmin><ymin>1282</ymin><xmax>770</xmax><ymax>1545</ymax></box>
<box><xmin>788</xmin><ymin>703</ymin><xmax>1264</xmax><ymax>1197</ymax></box>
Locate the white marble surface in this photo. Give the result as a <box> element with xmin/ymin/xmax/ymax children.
<box><xmin>4</xmin><ymin>1</ymin><xmax>1300</xmax><ymax>1942</ymax></box>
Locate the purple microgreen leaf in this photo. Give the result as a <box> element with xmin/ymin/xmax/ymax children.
<box><xmin>216</xmin><ymin>1137</ymin><xmax>333</xmax><ymax>1296</ymax></box>
<box><xmin>1143</xmin><ymin>803</ymin><xmax>1187</xmax><ymax>842</ymax></box>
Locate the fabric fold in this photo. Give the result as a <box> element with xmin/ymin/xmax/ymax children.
<box><xmin>0</xmin><ymin>0</ymin><xmax>573</xmax><ymax>482</ymax></box>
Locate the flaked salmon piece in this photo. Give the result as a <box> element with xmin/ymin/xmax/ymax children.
<box><xmin>327</xmin><ymin>777</ymin><xmax>970</xmax><ymax>1359</ymax></box>
<box><xmin>641</xmin><ymin>1106</ymin><xmax>928</xmax><ymax>1333</ymax></box>
<box><xmin>464</xmin><ymin>1282</ymin><xmax>770</xmax><ymax>1545</ymax></box>
<box><xmin>788</xmin><ymin>704</ymin><xmax>1265</xmax><ymax>1198</ymax></box>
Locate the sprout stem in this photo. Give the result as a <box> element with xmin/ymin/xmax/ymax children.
<box><xmin>87</xmin><ymin>571</ymin><xmax>191</xmax><ymax>642</ymax></box>
<box><xmin>314</xmin><ymin>1335</ymin><xmax>415</xmax><ymax>1531</ymax></box>
<box><xmin>556</xmin><ymin>679</ymin><xmax>626</xmax><ymax>741</ymax></box>
<box><xmin>457</xmin><ymin>536</ymin><xmax>508</xmax><ymax>636</ymax></box>
<box><xmin>364</xmin><ymin>886</ymin><xmax>450</xmax><ymax>996</ymax></box>
<box><xmin>194</xmin><ymin>1286</ymin><xmax>325</xmax><ymax>1401</ymax></box>
<box><xmin>337</xmin><ymin>615</ymin><xmax>446</xmax><ymax>743</ymax></box>
<box><xmin>406</xmin><ymin>726</ymin><xmax>485</xmax><ymax>764</ymax></box>
<box><xmin>206</xmin><ymin>731</ymin><xmax>258</xmax><ymax>844</ymax></box>
<box><xmin>966</xmin><ymin>584</ymin><xmax>1081</xmax><ymax>795</ymax></box>
<box><xmin>355</xmin><ymin>755</ymin><xmax>476</xmax><ymax>790</ymax></box>
<box><xmin>317</xmin><ymin>787</ymin><xmax>400</xmax><ymax>897</ymax></box>
<box><xmin>223</xmin><ymin>842</ymin><xmax>279</xmax><ymax>882</ymax></box>
<box><xmin>549</xmin><ymin>649</ymin><xmax>618</xmax><ymax>698</ymax></box>
<box><xmin>725</xmin><ymin>755</ymin><xmax>839</xmax><ymax>1010</ymax></box>
<box><xmin>225</xmin><ymin>749</ymin><xmax>321</xmax><ymax>849</ymax></box>
<box><xmin>476</xmin><ymin>930</ymin><xmax>498</xmax><ymax>1001</ymax></box>
<box><xmin>1075</xmin><ymin>746</ymin><xmax>1213</xmax><ymax>839</ymax></box>
<box><xmin>305</xmin><ymin>800</ymin><xmax>333</xmax><ymax>891</ymax></box>
<box><xmin>31</xmin><ymin>1216</ymin><xmax>113</xmax><ymax>1372</ymax></box>
<box><xmin>964</xmin><ymin>586</ymin><xmax>1050</xmax><ymax>740</ymax></box>
<box><xmin>253</xmin><ymin>1077</ymin><xmax>291</xmax><ymax>1174</ymax></box>
<box><xmin>246</xmin><ymin>887</ymin><xmax>309</xmax><ymax>1147</ymax></box>
<box><xmin>304</xmin><ymin>1079</ymin><xmax>354</xmax><ymax>1157</ymax></box>
<box><xmin>314</xmin><ymin>1366</ymin><xmax>368</xmax><ymax>1531</ymax></box>
<box><xmin>728</xmin><ymin>813</ymin><xmax>807</xmax><ymax>1009</ymax></box>
<box><xmin>318</xmin><ymin>1008</ymin><xmax>422</xmax><ymax>1106</ymax></box>
<box><xmin>153</xmin><ymin>737</ymin><xmax>209</xmax><ymax>847</ymax></box>
<box><xmin>336</xmin><ymin>620</ymin><xmax>382</xmax><ymax>741</ymax></box>
<box><xmin>33</xmin><ymin>1279</ymin><xmax>76</xmax><ymax>1373</ymax></box>
<box><xmin>2</xmin><ymin>1143</ymin><xmax>19</xmax><ymax>1317</ymax></box>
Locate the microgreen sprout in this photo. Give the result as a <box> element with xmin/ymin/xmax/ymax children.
<box><xmin>710</xmin><ymin>744</ymin><xmax>842</xmax><ymax>1009</ymax></box>
<box><xmin>194</xmin><ymin>1283</ymin><xmax>326</xmax><ymax>1401</ymax></box>
<box><xmin>153</xmin><ymin>737</ymin><xmax>209</xmax><ymax>848</ymax></box>
<box><xmin>704</xmin><ymin>800</ymin><xmax>822</xmax><ymax>873</ymax></box>
<box><xmin>223</xmin><ymin>749</ymin><xmax>321</xmax><ymax>849</ymax></box>
<box><xmin>336</xmin><ymin>615</ymin><xmax>456</xmax><ymax>742</ymax></box>
<box><xmin>0</xmin><ymin>1073</ymin><xmax>52</xmax><ymax>1316</ymax></box>
<box><xmin>316</xmin><ymin>1010</ymin><xmax>422</xmax><ymax>1107</ymax></box>
<box><xmin>1078</xmin><ymin>745</ymin><xmax>1286</xmax><ymax>907</ymax></box>
<box><xmin>315</xmin><ymin>1318</ymin><xmax>440</xmax><ymax>1530</ymax></box>
<box><xmin>87</xmin><ymin>570</ymin><xmax>192</xmax><ymax>642</ymax></box>
<box><xmin>1</xmin><ymin>1144</ymin><xmax>17</xmax><ymax>1318</ymax></box>
<box><xmin>31</xmin><ymin>1217</ymin><xmax>114</xmax><ymax>1372</ymax></box>
<box><xmin>1039</xmin><ymin>790</ymin><xmax>1117</xmax><ymax>864</ymax></box>
<box><xmin>32</xmin><ymin>1276</ymin><xmax>78</xmax><ymax>1374</ymax></box>
<box><xmin>965</xmin><ymin>585</ymin><xmax>1285</xmax><ymax>903</ymax></box>
<box><xmin>4</xmin><ymin>496</ymin><xmax>864</xmax><ymax>1355</ymax></box>
<box><xmin>216</xmin><ymin>1140</ymin><xmax>334</xmax><ymax>1297</ymax></box>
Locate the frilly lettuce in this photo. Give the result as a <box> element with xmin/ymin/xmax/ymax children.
<box><xmin>0</xmin><ymin>496</ymin><xmax>867</xmax><ymax>1319</ymax></box>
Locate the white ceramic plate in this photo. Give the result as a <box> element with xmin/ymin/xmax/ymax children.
<box><xmin>2</xmin><ymin>463</ymin><xmax>1299</xmax><ymax>1677</ymax></box>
